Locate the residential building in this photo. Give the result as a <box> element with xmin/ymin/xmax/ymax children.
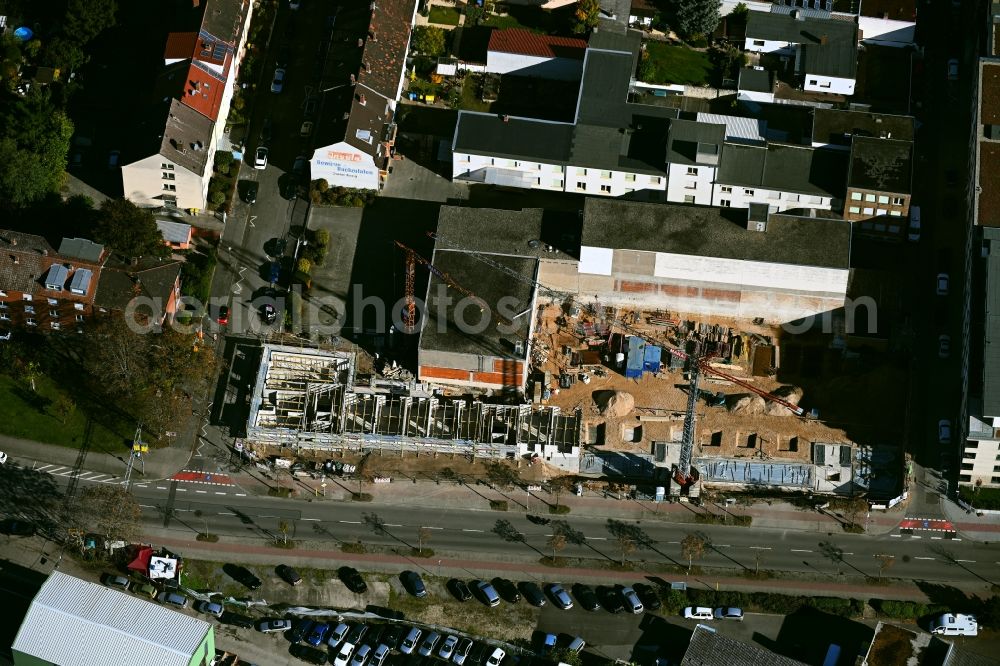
<box><xmin>0</xmin><ymin>231</ymin><xmax>105</xmax><ymax>332</ymax></box>
<box><xmin>665</xmin><ymin>119</ymin><xmax>724</xmax><ymax>206</ymax></box>
<box><xmin>628</xmin><ymin>0</ymin><xmax>657</xmax><ymax>27</ymax></box>
<box><xmin>95</xmin><ymin>258</ymin><xmax>184</xmax><ymax>326</ymax></box>
<box><xmin>121</xmin><ymin>0</ymin><xmax>254</xmax><ymax>211</ymax></box>
<box><xmin>485</xmin><ymin>29</ymin><xmax>586</xmax><ymax>80</ymax></box>
<box><xmin>309</xmin><ymin>0</ymin><xmax>418</xmax><ymax>190</ymax></box>
<box><xmin>744</xmin><ymin>9</ymin><xmax>859</xmax><ymax>95</ymax></box>
<box><xmin>155</xmin><ymin>219</ymin><xmax>194</xmax><ymax>250</ymax></box>
<box><xmin>737</xmin><ymin>66</ymin><xmax>776</xmax><ymax>103</ymax></box>
<box><xmin>681</xmin><ymin>623</ymin><xmax>808</xmax><ymax>666</ymax></box>
<box><xmin>12</xmin><ymin>571</ymin><xmax>216</xmax><ymax>666</ymax></box>
<box><xmin>843</xmin><ymin>136</ymin><xmax>913</xmax><ymax>238</ymax></box>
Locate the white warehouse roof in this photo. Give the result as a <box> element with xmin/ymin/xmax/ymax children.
<box><xmin>12</xmin><ymin>571</ymin><xmax>212</xmax><ymax>666</ymax></box>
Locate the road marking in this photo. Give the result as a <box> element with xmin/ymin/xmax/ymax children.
<box><xmin>667</xmin><ymin>541</ymin><xmax>680</xmax><ymax>545</ymax></box>
<box><xmin>956</xmin><ymin>559</ymin><xmax>976</xmax><ymax>563</ymax></box>
<box><xmin>156</xmin><ymin>486</ymin><xmax>168</xmax><ymax>490</ymax></box>
<box><xmin>195</xmin><ymin>490</ymin><xmax>207</xmax><ymax>494</ymax></box>
<box><xmin>385</xmin><ymin>524</ymin><xmax>402</xmax><ymax>527</ymax></box>
<box><xmin>843</xmin><ymin>552</ymin><xmax>854</xmax><ymax>556</ymax></box>
<box><xmin>911</xmin><ymin>536</ymin><xmax>921</xmax><ymax>539</ymax></box>
<box><xmin>462</xmin><ymin>529</ymin><xmax>484</xmax><ymax>533</ymax></box>
<box><xmin>890</xmin><ymin>534</ymin><xmax>901</xmax><ymax>538</ymax></box>
<box><xmin>715</xmin><ymin>544</ymin><xmax>731</xmax><ymax>548</ymax></box>
<box><xmin>339</xmin><ymin>520</ymin><xmax>361</xmax><ymax>524</ymax></box>
<box><xmin>931</xmin><ymin>536</ymin><xmax>942</xmax><ymax>540</ymax></box>
<box><xmin>177</xmin><ymin>488</ymin><xmax>187</xmax><ymax>492</ymax></box>
<box><xmin>214</xmin><ymin>492</ymin><xmax>226</xmax><ymax>495</ymax></box>
<box><xmin>749</xmin><ymin>546</ymin><xmax>771</xmax><ymax>550</ymax></box>
<box><xmin>585</xmin><ymin>536</ymin><xmax>606</xmax><ymax>541</ymax></box>
<box><xmin>790</xmin><ymin>549</ymin><xmax>813</xmax><ymax>553</ymax></box>
<box><xmin>48</xmin><ymin>466</ymin><xmax>67</xmax><ymax>474</ymax></box>
<box><xmin>235</xmin><ymin>493</ymin><xmax>247</xmax><ymax>497</ymax></box>
<box><xmin>915</xmin><ymin>557</ymin><xmax>935</xmax><ymax>561</ymax></box>
<box><xmin>422</xmin><ymin>526</ymin><xmax>443</xmax><ymax>530</ymax></box>
<box><xmin>35</xmin><ymin>464</ymin><xmax>53</xmax><ymax>471</ymax></box>
<box><xmin>301</xmin><ymin>518</ymin><xmax>320</xmax><ymax>522</ymax></box>
<box><xmin>136</xmin><ymin>484</ymin><xmax>148</xmax><ymax>488</ymax></box>
<box><xmin>218</xmin><ymin>512</ymin><xmax>235</xmax><ymax>516</ymax></box>
<box><xmin>139</xmin><ymin>504</ymin><xmax>157</xmax><ymax>508</ymax></box>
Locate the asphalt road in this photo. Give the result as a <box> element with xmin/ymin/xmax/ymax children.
<box><xmin>83</xmin><ymin>479</ymin><xmax>1000</xmax><ymax>587</ymax></box>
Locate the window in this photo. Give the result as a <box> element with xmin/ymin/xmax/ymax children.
<box><xmin>47</xmin><ymin>298</ymin><xmax>57</xmax><ymax>306</ymax></box>
<box><xmin>684</xmin><ymin>180</ymin><xmax>696</xmax><ymax>190</ymax></box>
<box><xmin>0</xmin><ymin>303</ymin><xmax>6</xmax><ymax>309</ymax></box>
<box><xmin>600</xmin><ymin>185</ymin><xmax>611</xmax><ymax>193</ymax></box>
<box><xmin>576</xmin><ymin>168</ymin><xmax>587</xmax><ymax>176</ymax></box>
<box><xmin>865</xmin><ymin>194</ymin><xmax>876</xmax><ymax>202</ymax></box>
<box><xmin>720</xmin><ymin>186</ymin><xmax>732</xmax><ymax>194</ymax></box>
<box><xmin>49</xmin><ymin>310</ymin><xmax>58</xmax><ymax>317</ymax></box>
<box><xmin>720</xmin><ymin>199</ymin><xmax>731</xmax><ymax>207</ymax></box>
<box><xmin>625</xmin><ymin>173</ymin><xmax>636</xmax><ymax>182</ymax></box>
<box><xmin>878</xmin><ymin>195</ymin><xmax>889</xmax><ymax>204</ymax></box>
<box><xmin>513</xmin><ymin>161</ymin><xmax>520</xmax><ymax>168</ymax></box>
<box><xmin>809</xmin><ymin>80</ymin><xmax>818</xmax><ymax>86</ymax></box>
<box><xmin>861</xmin><ymin>221</ymin><xmax>874</xmax><ymax>229</ymax></box>
<box><xmin>769</xmin><ymin>191</ymin><xmax>780</xmax><ymax>200</ymax></box>
<box><xmin>24</xmin><ymin>305</ymin><xmax>34</xmax><ymax>314</ymax></box>
<box><xmin>535</xmin><ymin>177</ymin><xmax>541</xmax><ymax>185</ymax></box>
<box><xmin>577</xmin><ymin>182</ymin><xmax>587</xmax><ymax>191</ymax></box>
<box><xmin>650</xmin><ymin>176</ymin><xmax>661</xmax><ymax>185</ymax></box>
<box><xmin>490</xmin><ymin>158</ymin><xmax>496</xmax><ymax>166</ymax></box>
<box><xmin>965</xmin><ymin>441</ymin><xmax>979</xmax><ymax>449</ymax></box>
<box><xmin>683</xmin><ymin>195</ymin><xmax>696</xmax><ymax>204</ymax></box>
<box><xmin>687</xmin><ymin>167</ymin><xmax>698</xmax><ymax>176</ymax></box>
<box><xmin>744</xmin><ymin>189</ymin><xmax>755</xmax><ymax>197</ymax></box>
<box><xmin>26</xmin><ymin>318</ymin><xmax>36</xmax><ymax>326</ymax></box>
<box><xmin>160</xmin><ymin>163</ymin><xmax>174</xmax><ymax>170</ymax></box>
<box><xmin>959</xmin><ymin>474</ymin><xmax>972</xmax><ymax>482</ymax></box>
<box><xmin>552</xmin><ymin>180</ymin><xmax>563</xmax><ymax>188</ymax></box>
<box><xmin>863</xmin><ymin>207</ymin><xmax>875</xmax><ymax>215</ymax></box>
<box><xmin>162</xmin><ymin>172</ymin><xmax>175</xmax><ymax>180</ymax></box>
<box><xmin>0</xmin><ymin>313</ymin><xmax>8</xmax><ymax>321</ymax></box>
<box><xmin>810</xmin><ymin>196</ymin><xmax>823</xmax><ymax>204</ymax></box>
<box><xmin>849</xmin><ymin>206</ymin><xmax>861</xmax><ymax>214</ymax></box>
<box><xmin>552</xmin><ymin>165</ymin><xmax>563</xmax><ymax>173</ymax></box>
<box><xmin>994</xmin><ymin>476</ymin><xmax>1000</xmax><ymax>484</ymax></box>
<box><xmin>786</xmin><ymin>194</ymin><xmax>800</xmax><ymax>202</ymax></box>
<box><xmin>961</xmin><ymin>463</ymin><xmax>974</xmax><ymax>470</ymax></box>
<box><xmin>74</xmin><ymin>302</ymin><xmax>84</xmax><ymax>311</ymax></box>
<box><xmin>163</xmin><ymin>183</ymin><xmax>176</xmax><ymax>191</ymax></box>
<box><xmin>753</xmin><ymin>39</ymin><xmax>765</xmax><ymax>46</ymax></box>
<box><xmin>601</xmin><ymin>170</ymin><xmax>612</xmax><ymax>179</ymax></box>
<box><xmin>891</xmin><ymin>197</ymin><xmax>904</xmax><ymax>206</ymax></box>
<box><xmin>876</xmin><ymin>209</ymin><xmax>887</xmax><ymax>216</ymax></box>
<box><xmin>819</xmin><ymin>81</ymin><xmax>831</xmax><ymax>89</ymax></box>
<box><xmin>851</xmin><ymin>192</ymin><xmax>862</xmax><ymax>200</ymax></box>
<box><xmin>624</xmin><ymin>188</ymin><xmax>634</xmax><ymax>194</ymax></box>
<box><xmin>23</xmin><ymin>294</ymin><xmax>31</xmax><ymax>302</ymax></box>
<box><xmin>75</xmin><ymin>314</ymin><xmax>85</xmax><ymax>322</ymax></box>
<box><xmin>464</xmin><ymin>155</ymin><xmax>471</xmax><ymax>162</ymax></box>
<box><xmin>995</xmin><ymin>465</ymin><xmax>1000</xmax><ymax>472</ymax></box>
<box><xmin>50</xmin><ymin>322</ymin><xmax>60</xmax><ymax>330</ymax></box>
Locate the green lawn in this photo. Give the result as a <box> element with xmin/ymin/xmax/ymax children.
<box><xmin>640</xmin><ymin>42</ymin><xmax>713</xmax><ymax>86</ymax></box>
<box><xmin>458</xmin><ymin>74</ymin><xmax>491</xmax><ymax>112</ymax></box>
<box><xmin>428</xmin><ymin>5</ymin><xmax>462</xmax><ymax>25</ymax></box>
<box><xmin>0</xmin><ymin>373</ymin><xmax>128</xmax><ymax>450</ymax></box>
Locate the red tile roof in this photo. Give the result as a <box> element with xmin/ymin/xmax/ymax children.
<box><xmin>178</xmin><ymin>61</ymin><xmax>226</xmax><ymax>121</ymax></box>
<box><xmin>164</xmin><ymin>32</ymin><xmax>198</xmax><ymax>61</ymax></box>
<box><xmin>487</xmin><ymin>29</ymin><xmax>587</xmax><ymax>60</ymax></box>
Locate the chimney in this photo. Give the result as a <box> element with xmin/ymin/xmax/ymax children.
<box><xmin>359</xmin><ymin>93</ymin><xmax>367</xmax><ymax>106</ymax></box>
<box><xmin>10</xmin><ymin>238</ymin><xmax>17</xmax><ymax>246</ymax></box>
<box><xmin>358</xmin><ymin>38</ymin><xmax>364</xmax><ymax>48</ymax></box>
<box><xmin>370</xmin><ymin>31</ymin><xmax>377</xmax><ymax>42</ymax></box>
<box><xmin>502</xmin><ymin>114</ymin><xmax>510</xmax><ymax>123</ymax></box>
<box><xmin>192</xmin><ymin>0</ymin><xmax>200</xmax><ymax>7</ymax></box>
<box><xmin>350</xmin><ymin>73</ymin><xmax>356</xmax><ymax>84</ymax></box>
<box><xmin>11</xmin><ymin>256</ymin><xmax>18</xmax><ymax>264</ymax></box>
<box><xmin>791</xmin><ymin>9</ymin><xmax>801</xmax><ymax>20</ymax></box>
<box><xmin>820</xmin><ymin>35</ymin><xmax>828</xmax><ymax>45</ymax></box>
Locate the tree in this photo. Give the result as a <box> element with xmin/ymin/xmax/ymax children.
<box><xmin>296</xmin><ymin>257</ymin><xmax>312</xmax><ymax>275</ymax></box>
<box><xmin>94</xmin><ymin>199</ymin><xmax>169</xmax><ymax>259</ymax></box>
<box><xmin>73</xmin><ymin>485</ymin><xmax>141</xmax><ymax>544</ymax></box>
<box><xmin>549</xmin><ymin>648</ymin><xmax>582</xmax><ymax>666</ymax></box>
<box><xmin>412</xmin><ymin>26</ymin><xmax>446</xmax><ymax>57</ymax></box>
<box><xmin>550</xmin><ymin>520</ymin><xmax>586</xmax><ymax>546</ymax></box>
<box><xmin>22</xmin><ymin>360</ymin><xmax>40</xmax><ymax>392</ymax></box>
<box><xmin>572</xmin><ymin>0</ymin><xmax>601</xmax><ymax>34</ymax></box>
<box><xmin>62</xmin><ymin>0</ymin><xmax>119</xmax><ymax>45</ymax></box>
<box><xmin>680</xmin><ymin>533</ymin><xmax>705</xmax><ymax>573</ymax></box>
<box><xmin>193</xmin><ymin>509</ymin><xmax>209</xmax><ymax>536</ymax></box>
<box><xmin>278</xmin><ymin>520</ymin><xmax>291</xmax><ymax>545</ymax></box>
<box><xmin>730</xmin><ymin>2</ymin><xmax>750</xmax><ymax>20</ymax></box>
<box><xmin>485</xmin><ymin>461</ymin><xmax>520</xmax><ymax>489</ymax></box>
<box><xmin>363</xmin><ymin>511</ymin><xmax>387</xmax><ymax>536</ymax></box>
<box><xmin>0</xmin><ymin>90</ymin><xmax>73</xmax><ymax>206</ymax></box>
<box><xmin>673</xmin><ymin>0</ymin><xmax>721</xmax><ymax>38</ymax></box>
<box><xmin>52</xmin><ymin>394</ymin><xmax>76</xmax><ymax>424</ymax></box>
<box><xmin>874</xmin><ymin>554</ymin><xmax>895</xmax><ymax>581</ymax></box>
<box><xmin>492</xmin><ymin>519</ymin><xmax>526</xmax><ymax>543</ymax></box>
<box><xmin>547</xmin><ymin>533</ymin><xmax>566</xmax><ymax>560</ymax></box>
<box><xmin>417</xmin><ymin>526</ymin><xmax>432</xmax><ymax>554</ymax></box>
<box><xmin>616</xmin><ymin>533</ymin><xmax>636</xmax><ymax>567</ymax></box>
<box><xmin>549</xmin><ymin>476</ymin><xmax>574</xmax><ymax>509</ymax></box>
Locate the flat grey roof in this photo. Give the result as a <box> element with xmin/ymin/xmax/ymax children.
<box><xmin>812</xmin><ymin>108</ymin><xmax>915</xmax><ymax>147</ymax></box>
<box><xmin>746</xmin><ymin>10</ymin><xmax>858</xmax><ymax>78</ymax></box>
<box><xmin>435</xmin><ymin>206</ymin><xmax>581</xmax><ymax>259</ymax></box>
<box><xmin>419</xmin><ymin>250</ymin><xmax>538</xmax><ymax>358</ymax></box>
<box><xmin>738</xmin><ymin>67</ymin><xmax>773</xmax><ymax>93</ymax></box>
<box><xmin>983</xmin><ymin>227</ymin><xmax>1000</xmax><ymax>417</ymax></box>
<box><xmin>847</xmin><ymin>136</ymin><xmax>913</xmax><ymax>193</ymax></box>
<box><xmin>666</xmin><ymin>119</ymin><xmax>726</xmax><ymax>166</ymax></box>
<box><xmin>581</xmin><ymin>198</ymin><xmax>851</xmax><ymax>269</ymax></box>
<box><xmin>718</xmin><ymin>142</ymin><xmax>848</xmax><ymax>197</ymax></box>
<box><xmin>453</xmin><ymin>113</ymin><xmax>574</xmax><ymax>163</ymax></box>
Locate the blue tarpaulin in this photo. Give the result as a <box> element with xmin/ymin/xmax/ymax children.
<box><xmin>626</xmin><ymin>336</ymin><xmax>645</xmax><ymax>379</ymax></box>
<box><xmin>643</xmin><ymin>345</ymin><xmax>662</xmax><ymax>372</ymax></box>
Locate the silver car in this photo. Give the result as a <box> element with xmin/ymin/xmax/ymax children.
<box><xmin>452</xmin><ymin>637</ymin><xmax>473</xmax><ymax>665</ymax></box>
<box><xmin>271</xmin><ymin>67</ymin><xmax>286</xmax><ymax>93</ymax></box>
<box><xmin>418</xmin><ymin>632</ymin><xmax>441</xmax><ymax>657</ymax></box>
<box><xmin>439</xmin><ymin>635</ymin><xmax>459</xmax><ymax>660</ymax></box>
<box><xmin>620</xmin><ymin>586</ymin><xmax>644</xmax><ymax>614</ymax></box>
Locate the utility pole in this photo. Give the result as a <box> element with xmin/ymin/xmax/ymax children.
<box><xmin>123</xmin><ymin>424</ymin><xmax>147</xmax><ymax>488</ymax></box>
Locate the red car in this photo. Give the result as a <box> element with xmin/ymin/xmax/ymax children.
<box><xmin>215</xmin><ymin>305</ymin><xmax>229</xmax><ymax>325</ymax></box>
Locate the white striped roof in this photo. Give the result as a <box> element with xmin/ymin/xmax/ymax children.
<box><xmin>12</xmin><ymin>571</ymin><xmax>211</xmax><ymax>666</ymax></box>
<box><xmin>697</xmin><ymin>113</ymin><xmax>768</xmax><ymax>145</ymax></box>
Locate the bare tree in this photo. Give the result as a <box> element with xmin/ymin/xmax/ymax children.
<box><xmin>492</xmin><ymin>519</ymin><xmax>526</xmax><ymax>543</ymax></box>
<box><xmin>616</xmin><ymin>533</ymin><xmax>636</xmax><ymax>567</ymax></box>
<box><xmin>547</xmin><ymin>533</ymin><xmax>567</xmax><ymax>561</ymax></box>
<box><xmin>681</xmin><ymin>534</ymin><xmax>705</xmax><ymax>573</ymax></box>
<box><xmin>874</xmin><ymin>554</ymin><xmax>895</xmax><ymax>581</ymax></box>
<box><xmin>417</xmin><ymin>526</ymin><xmax>432</xmax><ymax>555</ymax></box>
<box><xmin>278</xmin><ymin>520</ymin><xmax>291</xmax><ymax>545</ymax></box>
<box><xmin>551</xmin><ymin>520</ymin><xmax>586</xmax><ymax>546</ymax></box>
<box><xmin>548</xmin><ymin>476</ymin><xmax>575</xmax><ymax>509</ymax></box>
<box><xmin>363</xmin><ymin>512</ymin><xmax>387</xmax><ymax>536</ymax></box>
<box><xmin>73</xmin><ymin>485</ymin><xmax>142</xmax><ymax>545</ymax></box>
<box><xmin>485</xmin><ymin>461</ymin><xmax>520</xmax><ymax>489</ymax></box>
<box><xmin>52</xmin><ymin>394</ymin><xmax>76</xmax><ymax>424</ymax></box>
<box><xmin>193</xmin><ymin>509</ymin><xmax>209</xmax><ymax>536</ymax></box>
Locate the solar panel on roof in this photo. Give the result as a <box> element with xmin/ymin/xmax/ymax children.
<box><xmin>212</xmin><ymin>43</ymin><xmax>226</xmax><ymax>59</ymax></box>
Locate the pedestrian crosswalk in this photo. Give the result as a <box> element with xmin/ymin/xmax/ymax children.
<box><xmin>32</xmin><ymin>463</ymin><xmax>125</xmax><ymax>485</ymax></box>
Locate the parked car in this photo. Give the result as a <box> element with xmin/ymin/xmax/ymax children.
<box><xmin>243</xmin><ymin>181</ymin><xmax>258</xmax><ymax>204</ymax></box>
<box><xmin>571</xmin><ymin>583</ymin><xmax>599</xmax><ymax>611</ymax></box>
<box><xmin>157</xmin><ymin>591</ymin><xmax>189</xmax><ymax>608</ymax></box>
<box><xmin>364</xmin><ymin>625</ymin><xmax>386</xmax><ymax>648</ymax></box>
<box><xmin>351</xmin><ymin>644</ymin><xmax>372</xmax><ymax>666</ymax></box>
<box><xmin>258</xmin><ymin>618</ymin><xmax>293</xmax><ymax>633</ymax></box>
<box><xmin>382</xmin><ymin>625</ymin><xmax>404</xmax><ymax>650</ymax></box>
<box><xmin>908</xmin><ymin>205</ymin><xmax>921</xmax><ymax>242</ymax></box>
<box><xmin>371</xmin><ymin>644</ymin><xmax>390</xmax><ymax>666</ymax></box>
<box><xmin>547</xmin><ymin>583</ymin><xmax>574</xmax><ymax>610</ymax></box>
<box><xmin>683</xmin><ymin>606</ymin><xmax>714</xmax><ymax>620</ymax></box>
<box><xmin>714</xmin><ymin>607</ymin><xmax>744</xmax><ymax>621</ymax></box>
<box><xmin>401</xmin><ymin>570</ymin><xmax>427</xmax><ymax>598</ymax></box>
<box><xmin>271</xmin><ymin>67</ymin><xmax>286</xmax><ymax>93</ymax></box>
<box><xmin>492</xmin><ymin>578</ymin><xmax>521</xmax><ymax>603</ymax></box>
<box><xmin>519</xmin><ymin>581</ymin><xmax>546</xmax><ymax>607</ymax></box>
<box><xmin>939</xmin><ymin>419</ymin><xmax>952</xmax><ymax>444</ymax></box>
<box><xmin>291</xmin><ymin>644</ymin><xmax>329</xmax><ymax>665</ymax></box>
<box><xmin>339</xmin><ymin>566</ymin><xmax>368</xmax><ymax>593</ymax></box>
<box><xmin>540</xmin><ymin>633</ymin><xmax>557</xmax><ymax>655</ymax></box>
<box><xmin>276</xmin><ymin>45</ymin><xmax>291</xmax><ymax>68</ymax></box>
<box><xmin>939</xmin><ymin>334</ymin><xmax>951</xmax><ymax>359</ymax></box>
<box><xmin>261</xmin><ymin>303</ymin><xmax>277</xmax><ymax>324</ymax></box>
<box><xmin>948</xmin><ymin>58</ymin><xmax>959</xmax><ymax>80</ymax></box>
<box><xmin>472</xmin><ymin>580</ymin><xmax>501</xmax><ymax>607</ymax></box>
<box><xmin>260</xmin><ymin>118</ymin><xmax>273</xmax><ymax>143</ymax></box>
<box><xmin>219</xmin><ymin>611</ymin><xmax>254</xmax><ymax>628</ymax></box>
<box><xmin>196</xmin><ymin>600</ymin><xmax>224</xmax><ymax>617</ymax></box>
<box><xmin>400</xmin><ymin>627</ymin><xmax>422</xmax><ymax>655</ymax></box>
<box><xmin>300</xmin><ymin>121</ymin><xmax>314</xmax><ymax>137</ymax></box>
<box><xmin>276</xmin><ymin>564</ymin><xmax>302</xmax><ymax>586</ymax></box>
<box><xmin>334</xmin><ymin>642</ymin><xmax>355</xmax><ymax>666</ymax></box>
<box><xmin>632</xmin><ymin>583</ymin><xmax>662</xmax><ymax>611</ymax></box>
<box><xmin>930</xmin><ymin>613</ymin><xmax>978</xmax><ymax>636</ymax></box>
<box><xmin>418</xmin><ymin>631</ymin><xmax>441</xmax><ymax>657</ymax></box>
<box><xmin>290</xmin><ymin>619</ymin><xmax>318</xmax><ymax>644</ymax></box>
<box><xmin>101</xmin><ymin>574</ymin><xmax>131</xmax><ymax>591</ymax></box>
<box><xmin>448</xmin><ymin>578</ymin><xmax>472</xmax><ymax>602</ymax></box>
<box><xmin>452</xmin><ymin>637</ymin><xmax>474</xmax><ymax>665</ymax></box>
<box><xmin>345</xmin><ymin>623</ymin><xmax>368</xmax><ymax>646</ymax></box>
<box><xmin>290</xmin><ymin>0</ymin><xmax>302</xmax><ymax>9</ymax></box>
<box><xmin>620</xmin><ymin>586</ymin><xmax>644</xmax><ymax>614</ymax></box>
<box><xmin>598</xmin><ymin>585</ymin><xmax>625</xmax><ymax>613</ymax></box>
<box><xmin>292</xmin><ymin>155</ymin><xmax>309</xmax><ymax>178</ymax></box>
<box><xmin>937</xmin><ymin>272</ymin><xmax>949</xmax><ymax>296</ymax></box>
<box><xmin>0</xmin><ymin>518</ymin><xmax>35</xmax><ymax>536</ymax></box>
<box><xmin>133</xmin><ymin>583</ymin><xmax>158</xmax><ymax>599</ymax></box>
<box><xmin>566</xmin><ymin>637</ymin><xmax>586</xmax><ymax>653</ymax></box>
<box><xmin>254</xmin><ymin>145</ymin><xmax>269</xmax><ymax>170</ymax></box>
<box><xmin>486</xmin><ymin>648</ymin><xmax>506</xmax><ymax>666</ymax></box>
<box><xmin>214</xmin><ymin>305</ymin><xmax>229</xmax><ymax>325</ymax></box>
<box><xmin>307</xmin><ymin>622</ymin><xmax>331</xmax><ymax>646</ymax></box>
<box><xmin>327</xmin><ymin>622</ymin><xmax>350</xmax><ymax>648</ymax></box>
<box><xmin>439</xmin><ymin>635</ymin><xmax>459</xmax><ymax>660</ymax></box>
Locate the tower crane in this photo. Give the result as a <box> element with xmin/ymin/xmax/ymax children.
<box><xmin>427</xmin><ymin>231</ymin><xmax>805</xmax><ymax>486</ymax></box>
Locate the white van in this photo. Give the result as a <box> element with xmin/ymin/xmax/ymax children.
<box><xmin>908</xmin><ymin>205</ymin><xmax>921</xmax><ymax>242</ymax></box>
<box><xmin>930</xmin><ymin>613</ymin><xmax>978</xmax><ymax>636</ymax></box>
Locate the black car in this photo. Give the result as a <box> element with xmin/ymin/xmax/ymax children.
<box><xmin>223</xmin><ymin>564</ymin><xmax>262</xmax><ymax>591</ymax></box>
<box><xmin>365</xmin><ymin>624</ymin><xmax>386</xmax><ymax>647</ymax></box>
<box><xmin>632</xmin><ymin>583</ymin><xmax>662</xmax><ymax>611</ymax></box>
<box><xmin>382</xmin><ymin>624</ymin><xmax>405</xmax><ymax>650</ymax></box>
<box><xmin>339</xmin><ymin>566</ymin><xmax>368</xmax><ymax>594</ymax></box>
<box><xmin>289</xmin><ymin>619</ymin><xmax>316</xmax><ymax>643</ymax></box>
<box><xmin>260</xmin><ymin>118</ymin><xmax>273</xmax><ymax>143</ymax></box>
<box><xmin>261</xmin><ymin>303</ymin><xmax>277</xmax><ymax>324</ymax></box>
<box><xmin>0</xmin><ymin>519</ymin><xmax>37</xmax><ymax>536</ymax></box>
<box><xmin>468</xmin><ymin>642</ymin><xmax>490</xmax><ymax>666</ymax></box>
<box><xmin>276</xmin><ymin>45</ymin><xmax>291</xmax><ymax>68</ymax></box>
<box><xmin>572</xmin><ymin>584</ymin><xmax>601</xmax><ymax>612</ymax></box>
<box><xmin>346</xmin><ymin>622</ymin><xmax>368</xmax><ymax>645</ymax></box>
<box><xmin>492</xmin><ymin>578</ymin><xmax>521</xmax><ymax>603</ymax></box>
<box><xmin>400</xmin><ymin>571</ymin><xmax>427</xmax><ymax>598</ymax></box>
<box><xmin>447</xmin><ymin>578</ymin><xmax>472</xmax><ymax>602</ymax></box>
<box><xmin>597</xmin><ymin>585</ymin><xmax>625</xmax><ymax>613</ymax></box>
<box><xmin>220</xmin><ymin>611</ymin><xmax>255</xmax><ymax>629</ymax></box>
<box><xmin>290</xmin><ymin>643</ymin><xmax>328</xmax><ymax>665</ymax></box>
<box><xmin>243</xmin><ymin>181</ymin><xmax>258</xmax><ymax>204</ymax></box>
<box><xmin>277</xmin><ymin>564</ymin><xmax>302</xmax><ymax>586</ymax></box>
<box><xmin>518</xmin><ymin>581</ymin><xmax>546</xmax><ymax>607</ymax></box>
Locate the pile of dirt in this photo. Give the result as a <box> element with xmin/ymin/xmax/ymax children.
<box><xmin>594</xmin><ymin>390</ymin><xmax>635</xmax><ymax>418</ymax></box>
<box><xmin>764</xmin><ymin>385</ymin><xmax>804</xmax><ymax>416</ymax></box>
<box><xmin>727</xmin><ymin>394</ymin><xmax>766</xmax><ymax>415</ymax></box>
